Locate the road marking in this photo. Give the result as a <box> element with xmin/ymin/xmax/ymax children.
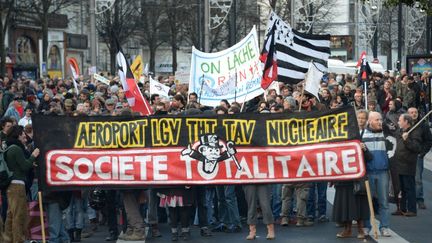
<box><xmin>327</xmin><ymin>186</ymin><xmax>409</xmax><ymax>243</ymax></box>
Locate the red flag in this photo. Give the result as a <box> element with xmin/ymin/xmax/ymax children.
<box><xmin>260</xmin><ymin>23</ymin><xmax>277</xmax><ymax>90</ymax></box>
<box><xmin>68</xmin><ymin>59</ymin><xmax>80</xmax><ymax>96</ymax></box>
<box><xmin>356</xmin><ymin>51</ymin><xmax>366</xmax><ymax>68</ymax></box>
<box><xmin>68</xmin><ymin>58</ymin><xmax>80</xmax><ymax>76</ymax></box>
<box><xmin>355</xmin><ymin>51</ymin><xmax>372</xmax><ymax>83</ymax></box>
<box><xmin>116</xmin><ymin>51</ymin><xmax>153</xmax><ymax>115</ymax></box>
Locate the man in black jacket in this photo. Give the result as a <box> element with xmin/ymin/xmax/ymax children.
<box><xmin>395</xmin><ymin>114</ymin><xmax>422</xmax><ymax>216</ymax></box>
<box><xmin>407</xmin><ymin>107</ymin><xmax>432</xmax><ymax>209</ymax></box>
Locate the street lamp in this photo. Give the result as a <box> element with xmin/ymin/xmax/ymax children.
<box><xmin>95</xmin><ymin>0</ymin><xmax>116</xmax><ymax>14</ymax></box>
<box><xmin>397</xmin><ymin>3</ymin><xmax>426</xmax><ymax>71</ymax></box>
<box><xmin>405</xmin><ymin>5</ymin><xmax>426</xmax><ymax>52</ymax></box>
<box><xmin>89</xmin><ymin>0</ymin><xmax>116</xmax><ymax>71</ymax></box>
<box><xmin>209</xmin><ymin>0</ymin><xmax>232</xmax><ymax>30</ymax></box>
<box><xmin>203</xmin><ymin>0</ymin><xmax>233</xmax><ymax>52</ymax></box>
<box><xmin>357</xmin><ymin>0</ymin><xmax>381</xmax><ymax>59</ymax></box>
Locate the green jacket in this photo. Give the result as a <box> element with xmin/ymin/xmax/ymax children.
<box><xmin>5</xmin><ymin>144</ymin><xmax>35</xmax><ymax>182</ymax></box>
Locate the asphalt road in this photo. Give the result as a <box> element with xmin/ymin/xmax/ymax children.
<box><xmin>77</xmin><ymin>152</ymin><xmax>432</xmax><ymax>243</ymax></box>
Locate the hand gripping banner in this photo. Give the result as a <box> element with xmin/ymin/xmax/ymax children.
<box><xmin>33</xmin><ymin>106</ymin><xmax>365</xmax><ymax>190</ymax></box>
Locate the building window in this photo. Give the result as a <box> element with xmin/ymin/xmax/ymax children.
<box><xmin>48</xmin><ymin>45</ymin><xmax>61</xmax><ymax>70</ymax></box>
<box><xmin>16</xmin><ymin>36</ymin><xmax>35</xmax><ymax>64</ymax></box>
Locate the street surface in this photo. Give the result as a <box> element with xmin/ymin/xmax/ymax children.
<box><xmin>78</xmin><ymin>152</ymin><xmax>432</xmax><ymax>243</ymax></box>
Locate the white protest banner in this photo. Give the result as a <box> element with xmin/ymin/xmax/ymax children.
<box><xmin>175</xmin><ymin>70</ymin><xmax>190</xmax><ymax>84</ymax></box>
<box><xmin>304</xmin><ymin>62</ymin><xmax>324</xmax><ymax>101</ymax></box>
<box><xmin>150</xmin><ymin>77</ymin><xmax>170</xmax><ymax>98</ymax></box>
<box><xmin>88</xmin><ymin>66</ymin><xmax>97</xmax><ymax>75</ymax></box>
<box><xmin>93</xmin><ymin>73</ymin><xmax>110</xmax><ymax>85</ymax></box>
<box><xmin>189</xmin><ymin>26</ymin><xmax>264</xmax><ymax>106</ymax></box>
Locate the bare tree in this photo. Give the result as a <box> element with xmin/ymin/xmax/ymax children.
<box><xmin>180</xmin><ymin>0</ymin><xmax>229</xmax><ymax>52</ymax></box>
<box><xmin>356</xmin><ymin>0</ymin><xmax>383</xmax><ymax>59</ymax></box>
<box><xmin>96</xmin><ymin>0</ymin><xmax>138</xmax><ymax>73</ymax></box>
<box><xmin>384</xmin><ymin>0</ymin><xmax>432</xmax><ymax>15</ymax></box>
<box><xmin>235</xmin><ymin>1</ymin><xmax>260</xmax><ymax>40</ymax></box>
<box><xmin>0</xmin><ymin>0</ymin><xmax>15</xmax><ymax>77</ymax></box>
<box><xmin>293</xmin><ymin>0</ymin><xmax>338</xmax><ymax>34</ymax></box>
<box><xmin>164</xmin><ymin>0</ymin><xmax>190</xmax><ymax>73</ymax></box>
<box><xmin>16</xmin><ymin>0</ymin><xmax>78</xmax><ymax>63</ymax></box>
<box><xmin>265</xmin><ymin>0</ymin><xmax>338</xmax><ymax>34</ymax></box>
<box><xmin>378</xmin><ymin>3</ymin><xmax>426</xmax><ymax>69</ymax></box>
<box><xmin>269</xmin><ymin>0</ymin><xmax>292</xmax><ymax>22</ymax></box>
<box><xmin>181</xmin><ymin>1</ymin><xmax>201</xmax><ymax>49</ymax></box>
<box><xmin>138</xmin><ymin>0</ymin><xmax>166</xmax><ymax>74</ymax></box>
<box><xmin>405</xmin><ymin>7</ymin><xmax>427</xmax><ymax>55</ymax></box>
<box><xmin>269</xmin><ymin>0</ymin><xmax>277</xmax><ymax>9</ymax></box>
<box><xmin>378</xmin><ymin>6</ymin><xmax>398</xmax><ymax>70</ymax></box>
<box><xmin>210</xmin><ymin>0</ymin><xmax>259</xmax><ymax>51</ymax></box>
<box><xmin>210</xmin><ymin>23</ymin><xmax>228</xmax><ymax>51</ymax></box>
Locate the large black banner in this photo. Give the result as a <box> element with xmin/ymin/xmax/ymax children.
<box><xmin>33</xmin><ymin>106</ymin><xmax>363</xmax><ymax>191</ymax></box>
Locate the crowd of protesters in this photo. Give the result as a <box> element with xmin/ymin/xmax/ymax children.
<box><xmin>0</xmin><ymin>68</ymin><xmax>430</xmax><ymax>242</ymax></box>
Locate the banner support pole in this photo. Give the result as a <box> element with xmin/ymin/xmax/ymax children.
<box><xmin>365</xmin><ymin>180</ymin><xmax>379</xmax><ymax>239</ymax></box>
<box><xmin>198</xmin><ymin>74</ymin><xmax>205</xmax><ymax>105</ymax></box>
<box><xmin>38</xmin><ymin>191</ymin><xmax>47</xmax><ymax>243</ymax></box>
<box><xmin>234</xmin><ymin>67</ymin><xmax>238</xmax><ymax>103</ymax></box>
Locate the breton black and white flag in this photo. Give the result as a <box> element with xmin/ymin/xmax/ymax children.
<box><xmin>261</xmin><ymin>12</ymin><xmax>331</xmax><ymax>88</ymax></box>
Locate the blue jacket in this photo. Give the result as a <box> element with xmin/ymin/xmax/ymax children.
<box><xmin>3</xmin><ymin>106</ymin><xmax>21</xmax><ymax>122</ymax></box>
<box><xmin>362</xmin><ymin>127</ymin><xmax>389</xmax><ymax>172</ymax></box>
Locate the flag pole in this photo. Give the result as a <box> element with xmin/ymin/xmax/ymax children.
<box><xmin>299</xmin><ymin>82</ymin><xmax>305</xmax><ymax>112</ymax></box>
<box><xmin>234</xmin><ymin>69</ymin><xmax>238</xmax><ymax>103</ymax></box>
<box><xmin>240</xmin><ymin>93</ymin><xmax>247</xmax><ymax>112</ymax></box>
<box><xmin>240</xmin><ymin>78</ymin><xmax>251</xmax><ymax>112</ymax></box>
<box><xmin>148</xmin><ymin>74</ymin><xmax>153</xmax><ymax>103</ymax></box>
<box><xmin>364</xmin><ymin>80</ymin><xmax>368</xmax><ymax>111</ymax></box>
<box><xmin>198</xmin><ymin>74</ymin><xmax>205</xmax><ymax>105</ymax></box>
<box><xmin>407</xmin><ymin>109</ymin><xmax>432</xmax><ymax>135</ymax></box>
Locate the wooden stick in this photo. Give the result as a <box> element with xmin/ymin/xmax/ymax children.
<box><xmin>407</xmin><ymin>109</ymin><xmax>432</xmax><ymax>135</ymax></box>
<box><xmin>38</xmin><ymin>191</ymin><xmax>47</xmax><ymax>243</ymax></box>
<box><xmin>298</xmin><ymin>83</ymin><xmax>305</xmax><ymax>112</ymax></box>
<box><xmin>364</xmin><ymin>180</ymin><xmax>379</xmax><ymax>239</ymax></box>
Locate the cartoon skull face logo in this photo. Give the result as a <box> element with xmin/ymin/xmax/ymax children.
<box><xmin>181</xmin><ymin>134</ymin><xmax>240</xmax><ymax>174</ymax></box>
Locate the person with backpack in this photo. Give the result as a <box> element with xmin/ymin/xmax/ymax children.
<box><xmin>3</xmin><ymin>125</ymin><xmax>40</xmax><ymax>243</ymax></box>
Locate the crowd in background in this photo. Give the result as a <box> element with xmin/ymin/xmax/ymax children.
<box><xmin>0</xmin><ymin>67</ymin><xmax>430</xmax><ymax>242</ymax></box>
